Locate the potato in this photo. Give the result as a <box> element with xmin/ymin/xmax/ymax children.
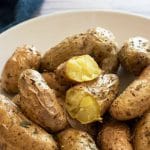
<box><xmin>40</xmin><ymin>27</ymin><xmax>119</xmax><ymax>73</ymax></box>
<box><xmin>110</xmin><ymin>66</ymin><xmax>150</xmax><ymax>120</ymax></box>
<box><xmin>55</xmin><ymin>55</ymin><xmax>102</xmax><ymax>86</ymax></box>
<box><xmin>66</xmin><ymin>113</ymin><xmax>98</xmax><ymax>137</ymax></box>
<box><xmin>0</xmin><ymin>94</ymin><xmax>58</xmax><ymax>150</ymax></box>
<box><xmin>119</xmin><ymin>37</ymin><xmax>150</xmax><ymax>75</ymax></box>
<box><xmin>65</xmin><ymin>74</ymin><xmax>119</xmax><ymax>124</ymax></box>
<box><xmin>133</xmin><ymin>111</ymin><xmax>150</xmax><ymax>150</ymax></box>
<box><xmin>18</xmin><ymin>69</ymin><xmax>68</xmax><ymax>132</ymax></box>
<box><xmin>57</xmin><ymin>128</ymin><xmax>98</xmax><ymax>150</ymax></box>
<box><xmin>42</xmin><ymin>72</ymin><xmax>67</xmax><ymax>92</ymax></box>
<box><xmin>1</xmin><ymin>45</ymin><xmax>41</xmax><ymax>94</ymax></box>
<box><xmin>97</xmin><ymin>121</ymin><xmax>133</xmax><ymax>150</ymax></box>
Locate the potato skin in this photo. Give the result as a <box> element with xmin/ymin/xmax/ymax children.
<box><xmin>1</xmin><ymin>45</ymin><xmax>41</xmax><ymax>94</ymax></box>
<box><xmin>0</xmin><ymin>94</ymin><xmax>58</xmax><ymax>150</ymax></box>
<box><xmin>134</xmin><ymin>111</ymin><xmax>150</xmax><ymax>150</ymax></box>
<box><xmin>119</xmin><ymin>37</ymin><xmax>150</xmax><ymax>75</ymax></box>
<box><xmin>40</xmin><ymin>27</ymin><xmax>119</xmax><ymax>73</ymax></box>
<box><xmin>80</xmin><ymin>74</ymin><xmax>119</xmax><ymax>116</ymax></box>
<box><xmin>110</xmin><ymin>66</ymin><xmax>150</xmax><ymax>120</ymax></box>
<box><xmin>18</xmin><ymin>69</ymin><xmax>68</xmax><ymax>132</ymax></box>
<box><xmin>57</xmin><ymin>128</ymin><xmax>98</xmax><ymax>150</ymax></box>
<box><xmin>42</xmin><ymin>72</ymin><xmax>67</xmax><ymax>92</ymax></box>
<box><xmin>97</xmin><ymin>121</ymin><xmax>133</xmax><ymax>150</ymax></box>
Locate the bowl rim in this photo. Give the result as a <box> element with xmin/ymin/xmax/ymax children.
<box><xmin>0</xmin><ymin>9</ymin><xmax>149</xmax><ymax>36</ymax></box>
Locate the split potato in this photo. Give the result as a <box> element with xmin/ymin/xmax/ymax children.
<box><xmin>97</xmin><ymin>121</ymin><xmax>133</xmax><ymax>150</ymax></box>
<box><xmin>1</xmin><ymin>45</ymin><xmax>41</xmax><ymax>94</ymax></box>
<box><xmin>134</xmin><ymin>111</ymin><xmax>150</xmax><ymax>150</ymax></box>
<box><xmin>110</xmin><ymin>65</ymin><xmax>150</xmax><ymax>120</ymax></box>
<box><xmin>0</xmin><ymin>94</ymin><xmax>58</xmax><ymax>150</ymax></box>
<box><xmin>55</xmin><ymin>55</ymin><xmax>102</xmax><ymax>86</ymax></box>
<box><xmin>57</xmin><ymin>128</ymin><xmax>98</xmax><ymax>150</ymax></box>
<box><xmin>41</xmin><ymin>27</ymin><xmax>119</xmax><ymax>73</ymax></box>
<box><xmin>18</xmin><ymin>69</ymin><xmax>68</xmax><ymax>132</ymax></box>
<box><xmin>65</xmin><ymin>74</ymin><xmax>119</xmax><ymax>124</ymax></box>
<box><xmin>119</xmin><ymin>37</ymin><xmax>150</xmax><ymax>75</ymax></box>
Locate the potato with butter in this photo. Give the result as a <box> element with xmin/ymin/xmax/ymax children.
<box><xmin>119</xmin><ymin>37</ymin><xmax>150</xmax><ymax>75</ymax></box>
<box><xmin>57</xmin><ymin>128</ymin><xmax>98</xmax><ymax>150</ymax></box>
<box><xmin>17</xmin><ymin>69</ymin><xmax>68</xmax><ymax>132</ymax></box>
<box><xmin>133</xmin><ymin>111</ymin><xmax>150</xmax><ymax>150</ymax></box>
<box><xmin>0</xmin><ymin>94</ymin><xmax>58</xmax><ymax>150</ymax></box>
<box><xmin>1</xmin><ymin>45</ymin><xmax>41</xmax><ymax>94</ymax></box>
<box><xmin>97</xmin><ymin>121</ymin><xmax>133</xmax><ymax>150</ymax></box>
<box><xmin>65</xmin><ymin>74</ymin><xmax>119</xmax><ymax>124</ymax></box>
<box><xmin>40</xmin><ymin>27</ymin><xmax>119</xmax><ymax>73</ymax></box>
<box><xmin>55</xmin><ymin>55</ymin><xmax>102</xmax><ymax>86</ymax></box>
<box><xmin>110</xmin><ymin>65</ymin><xmax>150</xmax><ymax>120</ymax></box>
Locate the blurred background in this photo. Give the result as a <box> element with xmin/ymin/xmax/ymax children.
<box><xmin>0</xmin><ymin>0</ymin><xmax>150</xmax><ymax>32</ymax></box>
<box><xmin>40</xmin><ymin>0</ymin><xmax>150</xmax><ymax>17</ymax></box>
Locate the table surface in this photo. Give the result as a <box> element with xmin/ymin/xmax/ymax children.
<box><xmin>39</xmin><ymin>0</ymin><xmax>150</xmax><ymax>17</ymax></box>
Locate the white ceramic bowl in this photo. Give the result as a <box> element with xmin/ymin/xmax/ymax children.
<box><xmin>0</xmin><ymin>10</ymin><xmax>150</xmax><ymax>93</ymax></box>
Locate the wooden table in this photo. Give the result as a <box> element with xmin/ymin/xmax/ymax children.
<box><xmin>39</xmin><ymin>0</ymin><xmax>150</xmax><ymax>17</ymax></box>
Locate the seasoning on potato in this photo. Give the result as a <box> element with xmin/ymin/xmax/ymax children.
<box><xmin>40</xmin><ymin>27</ymin><xmax>119</xmax><ymax>73</ymax></box>
<box><xmin>57</xmin><ymin>128</ymin><xmax>98</xmax><ymax>150</ymax></box>
<box><xmin>42</xmin><ymin>72</ymin><xmax>67</xmax><ymax>92</ymax></box>
<box><xmin>119</xmin><ymin>37</ymin><xmax>150</xmax><ymax>75</ymax></box>
<box><xmin>1</xmin><ymin>45</ymin><xmax>41</xmax><ymax>94</ymax></box>
<box><xmin>65</xmin><ymin>74</ymin><xmax>119</xmax><ymax>124</ymax></box>
<box><xmin>0</xmin><ymin>94</ymin><xmax>58</xmax><ymax>150</ymax></box>
<box><xmin>133</xmin><ymin>111</ymin><xmax>150</xmax><ymax>150</ymax></box>
<box><xmin>55</xmin><ymin>55</ymin><xmax>102</xmax><ymax>86</ymax></box>
<box><xmin>97</xmin><ymin>121</ymin><xmax>133</xmax><ymax>150</ymax></box>
<box><xmin>18</xmin><ymin>69</ymin><xmax>68</xmax><ymax>132</ymax></box>
<box><xmin>110</xmin><ymin>65</ymin><xmax>150</xmax><ymax>120</ymax></box>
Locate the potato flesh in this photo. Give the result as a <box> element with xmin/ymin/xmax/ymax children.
<box><xmin>65</xmin><ymin>87</ymin><xmax>101</xmax><ymax>124</ymax></box>
<box><xmin>66</xmin><ymin>55</ymin><xmax>101</xmax><ymax>82</ymax></box>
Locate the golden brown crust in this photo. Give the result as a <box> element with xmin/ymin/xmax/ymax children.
<box><xmin>57</xmin><ymin>128</ymin><xmax>98</xmax><ymax>150</ymax></box>
<box><xmin>1</xmin><ymin>45</ymin><xmax>41</xmax><ymax>94</ymax></box>
<box><xmin>133</xmin><ymin>111</ymin><xmax>150</xmax><ymax>150</ymax></box>
<box><xmin>97</xmin><ymin>121</ymin><xmax>133</xmax><ymax>150</ymax></box>
<box><xmin>40</xmin><ymin>27</ymin><xmax>119</xmax><ymax>73</ymax></box>
<box><xmin>0</xmin><ymin>94</ymin><xmax>58</xmax><ymax>150</ymax></box>
<box><xmin>18</xmin><ymin>69</ymin><xmax>68</xmax><ymax>132</ymax></box>
<box><xmin>110</xmin><ymin>66</ymin><xmax>150</xmax><ymax>120</ymax></box>
<box><xmin>119</xmin><ymin>37</ymin><xmax>150</xmax><ymax>75</ymax></box>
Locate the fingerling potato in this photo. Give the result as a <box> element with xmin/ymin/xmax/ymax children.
<box><xmin>65</xmin><ymin>74</ymin><xmax>119</xmax><ymax>124</ymax></box>
<box><xmin>18</xmin><ymin>69</ymin><xmax>68</xmax><ymax>132</ymax></box>
<box><xmin>1</xmin><ymin>45</ymin><xmax>41</xmax><ymax>94</ymax></box>
<box><xmin>110</xmin><ymin>65</ymin><xmax>150</xmax><ymax>120</ymax></box>
<box><xmin>55</xmin><ymin>55</ymin><xmax>102</xmax><ymax>86</ymax></box>
<box><xmin>41</xmin><ymin>27</ymin><xmax>119</xmax><ymax>73</ymax></box>
<box><xmin>133</xmin><ymin>111</ymin><xmax>150</xmax><ymax>150</ymax></box>
<box><xmin>0</xmin><ymin>94</ymin><xmax>58</xmax><ymax>150</ymax></box>
<box><xmin>119</xmin><ymin>37</ymin><xmax>150</xmax><ymax>75</ymax></box>
<box><xmin>57</xmin><ymin>128</ymin><xmax>98</xmax><ymax>150</ymax></box>
<box><xmin>97</xmin><ymin>121</ymin><xmax>133</xmax><ymax>150</ymax></box>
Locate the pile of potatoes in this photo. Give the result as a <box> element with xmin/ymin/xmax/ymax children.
<box><xmin>0</xmin><ymin>27</ymin><xmax>150</xmax><ymax>150</ymax></box>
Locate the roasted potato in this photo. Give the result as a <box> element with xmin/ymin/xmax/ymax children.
<box><xmin>97</xmin><ymin>121</ymin><xmax>133</xmax><ymax>150</ymax></box>
<box><xmin>1</xmin><ymin>45</ymin><xmax>41</xmax><ymax>94</ymax></box>
<box><xmin>133</xmin><ymin>111</ymin><xmax>150</xmax><ymax>150</ymax></box>
<box><xmin>57</xmin><ymin>128</ymin><xmax>98</xmax><ymax>150</ymax></box>
<box><xmin>55</xmin><ymin>55</ymin><xmax>102</xmax><ymax>86</ymax></box>
<box><xmin>65</xmin><ymin>74</ymin><xmax>119</xmax><ymax>124</ymax></box>
<box><xmin>110</xmin><ymin>65</ymin><xmax>150</xmax><ymax>120</ymax></box>
<box><xmin>40</xmin><ymin>27</ymin><xmax>119</xmax><ymax>73</ymax></box>
<box><xmin>0</xmin><ymin>94</ymin><xmax>58</xmax><ymax>150</ymax></box>
<box><xmin>42</xmin><ymin>72</ymin><xmax>67</xmax><ymax>92</ymax></box>
<box><xmin>119</xmin><ymin>37</ymin><xmax>150</xmax><ymax>75</ymax></box>
<box><xmin>18</xmin><ymin>69</ymin><xmax>68</xmax><ymax>132</ymax></box>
